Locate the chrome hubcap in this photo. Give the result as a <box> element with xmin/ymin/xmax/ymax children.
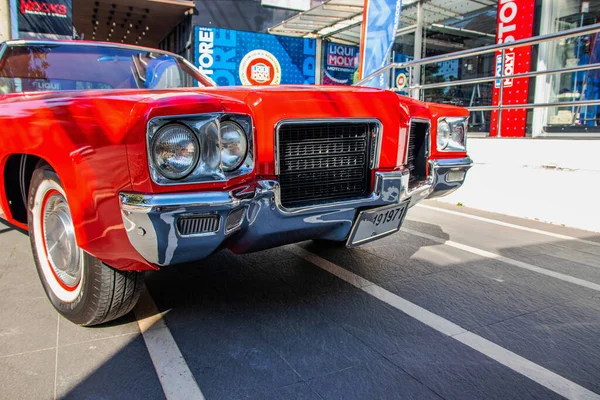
<box><xmin>43</xmin><ymin>194</ymin><xmax>82</xmax><ymax>288</ymax></box>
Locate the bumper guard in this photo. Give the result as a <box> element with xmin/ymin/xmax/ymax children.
<box><xmin>119</xmin><ymin>157</ymin><xmax>472</xmax><ymax>266</ymax></box>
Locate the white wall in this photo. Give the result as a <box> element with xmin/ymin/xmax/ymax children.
<box><xmin>435</xmin><ymin>138</ymin><xmax>600</xmax><ymax>233</ymax></box>
<box><xmin>0</xmin><ymin>0</ymin><xmax>10</xmax><ymax>42</ymax></box>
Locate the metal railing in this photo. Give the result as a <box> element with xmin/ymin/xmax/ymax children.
<box><xmin>356</xmin><ymin>23</ymin><xmax>600</xmax><ymax>137</ymax></box>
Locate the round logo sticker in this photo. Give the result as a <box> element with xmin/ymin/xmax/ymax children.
<box><xmin>239</xmin><ymin>50</ymin><xmax>281</xmax><ymax>86</ymax></box>
<box><xmin>396</xmin><ymin>73</ymin><xmax>407</xmax><ymax>89</ymax></box>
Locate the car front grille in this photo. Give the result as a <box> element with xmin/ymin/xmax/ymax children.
<box><xmin>406</xmin><ymin>119</ymin><xmax>430</xmax><ymax>189</ymax></box>
<box><xmin>277</xmin><ymin>121</ymin><xmax>377</xmax><ymax>208</ymax></box>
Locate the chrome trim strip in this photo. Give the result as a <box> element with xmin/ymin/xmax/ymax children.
<box><xmin>370</xmin><ymin>122</ymin><xmax>383</xmax><ymax>169</ymax></box>
<box><xmin>404</xmin><ymin>117</ymin><xmax>431</xmax><ymax>166</ymax></box>
<box><xmin>120</xmin><ymin>191</ymin><xmax>242</xmax><ymax>214</ymax></box>
<box><xmin>432</xmin><ymin>157</ymin><xmax>473</xmax><ymax>168</ymax></box>
<box><xmin>274</xmin><ymin>118</ymin><xmax>383</xmax><ymax>176</ymax></box>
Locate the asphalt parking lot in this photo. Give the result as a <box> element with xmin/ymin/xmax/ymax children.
<box><xmin>1</xmin><ymin>200</ymin><xmax>600</xmax><ymax>400</ymax></box>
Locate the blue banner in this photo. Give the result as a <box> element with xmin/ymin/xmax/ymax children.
<box><xmin>359</xmin><ymin>0</ymin><xmax>403</xmax><ymax>88</ymax></box>
<box><xmin>322</xmin><ymin>42</ymin><xmax>359</xmax><ymax>85</ymax></box>
<box><xmin>194</xmin><ymin>26</ymin><xmax>316</xmax><ymax>86</ymax></box>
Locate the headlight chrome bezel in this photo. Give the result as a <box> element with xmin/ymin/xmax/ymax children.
<box><xmin>147</xmin><ymin>113</ymin><xmax>254</xmax><ymax>185</ymax></box>
<box><xmin>436</xmin><ymin>117</ymin><xmax>468</xmax><ymax>152</ymax></box>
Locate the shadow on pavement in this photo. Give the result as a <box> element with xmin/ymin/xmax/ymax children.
<box><xmin>12</xmin><ymin>217</ymin><xmax>600</xmax><ymax>399</ymax></box>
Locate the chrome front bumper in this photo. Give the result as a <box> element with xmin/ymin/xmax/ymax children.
<box><xmin>119</xmin><ymin>157</ymin><xmax>472</xmax><ymax>266</ymax></box>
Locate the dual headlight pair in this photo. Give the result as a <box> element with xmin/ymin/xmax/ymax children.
<box><xmin>437</xmin><ymin>117</ymin><xmax>468</xmax><ymax>152</ymax></box>
<box><xmin>148</xmin><ymin>114</ymin><xmax>252</xmax><ymax>184</ymax></box>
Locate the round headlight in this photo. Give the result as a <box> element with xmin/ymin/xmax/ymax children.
<box><xmin>437</xmin><ymin>119</ymin><xmax>451</xmax><ymax>150</ymax></box>
<box><xmin>219</xmin><ymin>121</ymin><xmax>248</xmax><ymax>172</ymax></box>
<box><xmin>151</xmin><ymin>124</ymin><xmax>199</xmax><ymax>180</ymax></box>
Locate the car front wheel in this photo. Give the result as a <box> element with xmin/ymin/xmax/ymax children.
<box><xmin>27</xmin><ymin>164</ymin><xmax>144</xmax><ymax>326</ymax></box>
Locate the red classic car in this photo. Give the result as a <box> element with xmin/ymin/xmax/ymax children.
<box><xmin>0</xmin><ymin>40</ymin><xmax>471</xmax><ymax>325</ymax></box>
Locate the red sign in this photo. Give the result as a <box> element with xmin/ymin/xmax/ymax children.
<box><xmin>18</xmin><ymin>0</ymin><xmax>72</xmax><ymax>36</ymax></box>
<box><xmin>490</xmin><ymin>0</ymin><xmax>535</xmax><ymax>137</ymax></box>
<box><xmin>20</xmin><ymin>0</ymin><xmax>67</xmax><ymax>16</ymax></box>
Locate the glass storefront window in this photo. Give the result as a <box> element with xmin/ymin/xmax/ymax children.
<box><xmin>533</xmin><ymin>0</ymin><xmax>600</xmax><ymax>136</ymax></box>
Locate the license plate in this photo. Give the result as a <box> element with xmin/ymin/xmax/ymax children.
<box><xmin>346</xmin><ymin>203</ymin><xmax>408</xmax><ymax>247</ymax></box>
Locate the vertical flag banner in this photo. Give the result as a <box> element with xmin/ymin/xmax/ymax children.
<box><xmin>490</xmin><ymin>0</ymin><xmax>534</xmax><ymax>137</ymax></box>
<box><xmin>358</xmin><ymin>0</ymin><xmax>403</xmax><ymax>88</ymax></box>
<box><xmin>194</xmin><ymin>26</ymin><xmax>316</xmax><ymax>87</ymax></box>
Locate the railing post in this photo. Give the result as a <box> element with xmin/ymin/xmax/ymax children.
<box><xmin>497</xmin><ymin>48</ymin><xmax>505</xmax><ymax>138</ymax></box>
<box><xmin>408</xmin><ymin>66</ymin><xmax>413</xmax><ymax>97</ymax></box>
<box><xmin>412</xmin><ymin>0</ymin><xmax>424</xmax><ymax>100</ymax></box>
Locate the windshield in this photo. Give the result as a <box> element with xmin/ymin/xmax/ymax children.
<box><xmin>0</xmin><ymin>43</ymin><xmax>214</xmax><ymax>94</ymax></box>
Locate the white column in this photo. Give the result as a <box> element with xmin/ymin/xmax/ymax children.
<box><xmin>531</xmin><ymin>2</ymin><xmax>555</xmax><ymax>137</ymax></box>
<box><xmin>0</xmin><ymin>0</ymin><xmax>10</xmax><ymax>42</ymax></box>
<box><xmin>315</xmin><ymin>38</ymin><xmax>323</xmax><ymax>85</ymax></box>
<box><xmin>412</xmin><ymin>0</ymin><xmax>424</xmax><ymax>99</ymax></box>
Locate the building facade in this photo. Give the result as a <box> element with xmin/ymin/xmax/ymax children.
<box><xmin>3</xmin><ymin>0</ymin><xmax>600</xmax><ymax>137</ymax></box>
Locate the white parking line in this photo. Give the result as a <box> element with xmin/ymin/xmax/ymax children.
<box><xmin>290</xmin><ymin>246</ymin><xmax>600</xmax><ymax>400</ymax></box>
<box><xmin>134</xmin><ymin>289</ymin><xmax>205</xmax><ymax>400</ymax></box>
<box><xmin>53</xmin><ymin>314</ymin><xmax>59</xmax><ymax>400</ymax></box>
<box><xmin>416</xmin><ymin>204</ymin><xmax>600</xmax><ymax>248</ymax></box>
<box><xmin>402</xmin><ymin>228</ymin><xmax>600</xmax><ymax>292</ymax></box>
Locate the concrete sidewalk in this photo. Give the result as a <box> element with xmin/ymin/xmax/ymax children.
<box><xmin>438</xmin><ymin>138</ymin><xmax>600</xmax><ymax>233</ymax></box>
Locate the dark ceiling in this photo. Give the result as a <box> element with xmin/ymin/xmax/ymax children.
<box><xmin>73</xmin><ymin>0</ymin><xmax>194</xmax><ymax>47</ymax></box>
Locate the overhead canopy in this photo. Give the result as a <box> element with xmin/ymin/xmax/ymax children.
<box><xmin>73</xmin><ymin>0</ymin><xmax>195</xmax><ymax>47</ymax></box>
<box><xmin>269</xmin><ymin>0</ymin><xmax>365</xmax><ymax>45</ymax></box>
<box><xmin>269</xmin><ymin>0</ymin><xmax>497</xmax><ymax>46</ymax></box>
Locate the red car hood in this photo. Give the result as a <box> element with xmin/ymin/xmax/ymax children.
<box><xmin>200</xmin><ymin>85</ymin><xmax>412</xmax><ymax>175</ymax></box>
<box><xmin>1</xmin><ymin>85</ymin><xmax>422</xmax><ymax>185</ymax></box>
<box><xmin>121</xmin><ymin>85</ymin><xmax>417</xmax><ymax>183</ymax></box>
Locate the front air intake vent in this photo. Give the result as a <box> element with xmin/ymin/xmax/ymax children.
<box><xmin>177</xmin><ymin>215</ymin><xmax>220</xmax><ymax>236</ymax></box>
<box><xmin>406</xmin><ymin>120</ymin><xmax>430</xmax><ymax>189</ymax></box>
<box><xmin>277</xmin><ymin>120</ymin><xmax>379</xmax><ymax>208</ymax></box>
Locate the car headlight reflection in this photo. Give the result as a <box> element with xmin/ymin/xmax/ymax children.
<box><xmin>437</xmin><ymin>117</ymin><xmax>467</xmax><ymax>152</ymax></box>
<box><xmin>151</xmin><ymin>123</ymin><xmax>199</xmax><ymax>180</ymax></box>
<box><xmin>219</xmin><ymin>121</ymin><xmax>248</xmax><ymax>172</ymax></box>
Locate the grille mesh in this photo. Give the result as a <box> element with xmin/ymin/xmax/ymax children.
<box><xmin>177</xmin><ymin>215</ymin><xmax>220</xmax><ymax>236</ymax></box>
<box><xmin>278</xmin><ymin>122</ymin><xmax>374</xmax><ymax>208</ymax></box>
<box><xmin>406</xmin><ymin>120</ymin><xmax>429</xmax><ymax>188</ymax></box>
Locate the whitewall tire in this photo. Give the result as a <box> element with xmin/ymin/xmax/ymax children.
<box><xmin>28</xmin><ymin>164</ymin><xmax>144</xmax><ymax>326</ymax></box>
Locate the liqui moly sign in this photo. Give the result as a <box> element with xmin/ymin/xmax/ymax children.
<box><xmin>490</xmin><ymin>0</ymin><xmax>534</xmax><ymax>137</ymax></box>
<box><xmin>323</xmin><ymin>43</ymin><xmax>359</xmax><ymax>85</ymax></box>
<box><xmin>327</xmin><ymin>44</ymin><xmax>358</xmax><ymax>68</ymax></box>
